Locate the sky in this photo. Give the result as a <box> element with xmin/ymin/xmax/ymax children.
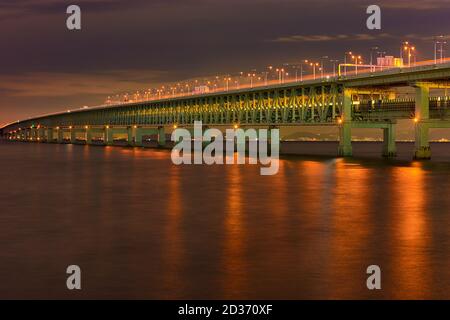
<box><xmin>1</xmin><ymin>0</ymin><xmax>450</xmax><ymax>127</ymax></box>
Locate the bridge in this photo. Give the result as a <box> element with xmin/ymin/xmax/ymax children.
<box><xmin>2</xmin><ymin>61</ymin><xmax>450</xmax><ymax>159</ymax></box>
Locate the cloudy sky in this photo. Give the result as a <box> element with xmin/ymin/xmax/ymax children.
<box><xmin>1</xmin><ymin>0</ymin><xmax>450</xmax><ymax>126</ymax></box>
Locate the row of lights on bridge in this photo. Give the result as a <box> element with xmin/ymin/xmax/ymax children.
<box><xmin>7</xmin><ymin>117</ymin><xmax>428</xmax><ymax>137</ymax></box>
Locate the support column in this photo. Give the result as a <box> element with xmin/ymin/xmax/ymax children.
<box><xmin>70</xmin><ymin>128</ymin><xmax>77</xmax><ymax>144</ymax></box>
<box><xmin>46</xmin><ymin>128</ymin><xmax>54</xmax><ymax>142</ymax></box>
<box><xmin>57</xmin><ymin>128</ymin><xmax>64</xmax><ymax>143</ymax></box>
<box><xmin>382</xmin><ymin>123</ymin><xmax>397</xmax><ymax>158</ymax></box>
<box><xmin>338</xmin><ymin>88</ymin><xmax>353</xmax><ymax>157</ymax></box>
<box><xmin>158</xmin><ymin>126</ymin><xmax>166</xmax><ymax>147</ymax></box>
<box><xmin>414</xmin><ymin>85</ymin><xmax>431</xmax><ymax>159</ymax></box>
<box><xmin>127</xmin><ymin>126</ymin><xmax>135</xmax><ymax>146</ymax></box>
<box><xmin>105</xmin><ymin>127</ymin><xmax>114</xmax><ymax>145</ymax></box>
<box><xmin>86</xmin><ymin>127</ymin><xmax>93</xmax><ymax>144</ymax></box>
<box><xmin>30</xmin><ymin>128</ymin><xmax>37</xmax><ymax>141</ymax></box>
<box><xmin>37</xmin><ymin>128</ymin><xmax>45</xmax><ymax>142</ymax></box>
<box><xmin>135</xmin><ymin>128</ymin><xmax>143</xmax><ymax>147</ymax></box>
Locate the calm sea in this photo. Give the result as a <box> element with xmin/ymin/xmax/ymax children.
<box><xmin>1</xmin><ymin>141</ymin><xmax>450</xmax><ymax>299</ymax></box>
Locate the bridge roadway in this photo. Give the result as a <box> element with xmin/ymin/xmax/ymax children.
<box><xmin>2</xmin><ymin>62</ymin><xmax>450</xmax><ymax>159</ymax></box>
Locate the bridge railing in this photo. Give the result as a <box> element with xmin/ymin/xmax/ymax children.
<box><xmin>354</xmin><ymin>97</ymin><xmax>450</xmax><ymax>121</ymax></box>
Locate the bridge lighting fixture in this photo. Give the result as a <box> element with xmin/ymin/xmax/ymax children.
<box><xmin>338</xmin><ymin>118</ymin><xmax>343</xmax><ymax>124</ymax></box>
<box><xmin>173</xmin><ymin>124</ymin><xmax>178</xmax><ymax>129</ymax></box>
<box><xmin>234</xmin><ymin>124</ymin><xmax>239</xmax><ymax>129</ymax></box>
<box><xmin>414</xmin><ymin>117</ymin><xmax>419</xmax><ymax>123</ymax></box>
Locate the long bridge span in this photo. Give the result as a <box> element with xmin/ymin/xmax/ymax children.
<box><xmin>2</xmin><ymin>62</ymin><xmax>450</xmax><ymax>159</ymax></box>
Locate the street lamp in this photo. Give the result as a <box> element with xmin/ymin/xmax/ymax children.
<box><xmin>224</xmin><ymin>77</ymin><xmax>231</xmax><ymax>91</ymax></box>
<box><xmin>248</xmin><ymin>73</ymin><xmax>256</xmax><ymax>88</ymax></box>
<box><xmin>370</xmin><ymin>46</ymin><xmax>379</xmax><ymax>71</ymax></box>
<box><xmin>435</xmin><ymin>36</ymin><xmax>447</xmax><ymax>64</ymax></box>
<box><xmin>275</xmin><ymin>68</ymin><xmax>285</xmax><ymax>84</ymax></box>
<box><xmin>309</xmin><ymin>62</ymin><xmax>319</xmax><ymax>79</ymax></box>
<box><xmin>320</xmin><ymin>56</ymin><xmax>329</xmax><ymax>78</ymax></box>
<box><xmin>352</xmin><ymin>55</ymin><xmax>363</xmax><ymax>74</ymax></box>
<box><xmin>330</xmin><ymin>59</ymin><xmax>339</xmax><ymax>77</ymax></box>
<box><xmin>344</xmin><ymin>51</ymin><xmax>352</xmax><ymax>76</ymax></box>
<box><xmin>402</xmin><ymin>41</ymin><xmax>415</xmax><ymax>67</ymax></box>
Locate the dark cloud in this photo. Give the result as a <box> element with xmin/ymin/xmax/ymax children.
<box><xmin>1</xmin><ymin>0</ymin><xmax>450</xmax><ymax>126</ymax></box>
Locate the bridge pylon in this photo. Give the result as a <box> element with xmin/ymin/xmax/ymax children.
<box><xmin>338</xmin><ymin>88</ymin><xmax>353</xmax><ymax>157</ymax></box>
<box><xmin>413</xmin><ymin>84</ymin><xmax>431</xmax><ymax>159</ymax></box>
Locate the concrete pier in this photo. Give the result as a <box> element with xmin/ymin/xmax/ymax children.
<box><xmin>382</xmin><ymin>123</ymin><xmax>397</xmax><ymax>158</ymax></box>
<box><xmin>414</xmin><ymin>85</ymin><xmax>431</xmax><ymax>159</ymax></box>
<box><xmin>338</xmin><ymin>88</ymin><xmax>353</xmax><ymax>157</ymax></box>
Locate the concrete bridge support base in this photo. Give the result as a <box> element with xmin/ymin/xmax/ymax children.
<box><xmin>127</xmin><ymin>127</ymin><xmax>135</xmax><ymax>146</ymax></box>
<box><xmin>46</xmin><ymin>128</ymin><xmax>54</xmax><ymax>142</ymax></box>
<box><xmin>413</xmin><ymin>84</ymin><xmax>431</xmax><ymax>160</ymax></box>
<box><xmin>57</xmin><ymin>129</ymin><xmax>64</xmax><ymax>143</ymax></box>
<box><xmin>86</xmin><ymin>129</ymin><xmax>93</xmax><ymax>145</ymax></box>
<box><xmin>383</xmin><ymin>124</ymin><xmax>397</xmax><ymax>158</ymax></box>
<box><xmin>338</xmin><ymin>88</ymin><xmax>353</xmax><ymax>157</ymax></box>
<box><xmin>338</xmin><ymin>123</ymin><xmax>352</xmax><ymax>157</ymax></box>
<box><xmin>70</xmin><ymin>129</ymin><xmax>77</xmax><ymax>144</ymax></box>
<box><xmin>158</xmin><ymin>126</ymin><xmax>166</xmax><ymax>147</ymax></box>
<box><xmin>105</xmin><ymin>128</ymin><xmax>114</xmax><ymax>145</ymax></box>
<box><xmin>414</xmin><ymin>123</ymin><xmax>431</xmax><ymax>160</ymax></box>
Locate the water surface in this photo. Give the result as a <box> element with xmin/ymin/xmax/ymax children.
<box><xmin>0</xmin><ymin>141</ymin><xmax>449</xmax><ymax>299</ymax></box>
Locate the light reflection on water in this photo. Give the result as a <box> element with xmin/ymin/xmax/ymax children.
<box><xmin>0</xmin><ymin>141</ymin><xmax>449</xmax><ymax>299</ymax></box>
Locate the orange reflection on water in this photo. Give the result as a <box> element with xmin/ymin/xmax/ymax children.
<box><xmin>328</xmin><ymin>159</ymin><xmax>374</xmax><ymax>298</ymax></box>
<box><xmin>161</xmin><ymin>165</ymin><xmax>185</xmax><ymax>298</ymax></box>
<box><xmin>390</xmin><ymin>162</ymin><xmax>431</xmax><ymax>299</ymax></box>
<box><xmin>222</xmin><ymin>166</ymin><xmax>248</xmax><ymax>298</ymax></box>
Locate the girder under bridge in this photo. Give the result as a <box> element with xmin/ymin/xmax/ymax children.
<box><xmin>3</xmin><ymin>63</ymin><xmax>450</xmax><ymax>159</ymax></box>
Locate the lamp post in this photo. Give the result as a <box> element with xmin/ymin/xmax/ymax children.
<box><xmin>320</xmin><ymin>56</ymin><xmax>328</xmax><ymax>78</ymax></box>
<box><xmin>310</xmin><ymin>62</ymin><xmax>319</xmax><ymax>80</ymax></box>
<box><xmin>330</xmin><ymin>59</ymin><xmax>339</xmax><ymax>77</ymax></box>
<box><xmin>224</xmin><ymin>77</ymin><xmax>231</xmax><ymax>91</ymax></box>
<box><xmin>275</xmin><ymin>68</ymin><xmax>285</xmax><ymax>84</ymax></box>
<box><xmin>352</xmin><ymin>55</ymin><xmax>362</xmax><ymax>75</ymax></box>
<box><xmin>403</xmin><ymin>41</ymin><xmax>415</xmax><ymax>67</ymax></box>
<box><xmin>301</xmin><ymin>60</ymin><xmax>308</xmax><ymax>81</ymax></box>
<box><xmin>435</xmin><ymin>36</ymin><xmax>447</xmax><ymax>64</ymax></box>
<box><xmin>248</xmin><ymin>73</ymin><xmax>256</xmax><ymax>88</ymax></box>
<box><xmin>370</xmin><ymin>46</ymin><xmax>379</xmax><ymax>72</ymax></box>
<box><xmin>344</xmin><ymin>51</ymin><xmax>352</xmax><ymax>76</ymax></box>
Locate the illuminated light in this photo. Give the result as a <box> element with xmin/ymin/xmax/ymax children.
<box><xmin>133</xmin><ymin>125</ymin><xmax>137</xmax><ymax>129</ymax></box>
<box><xmin>173</xmin><ymin>124</ymin><xmax>178</xmax><ymax>129</ymax></box>
<box><xmin>234</xmin><ymin>124</ymin><xmax>239</xmax><ymax>129</ymax></box>
<box><xmin>69</xmin><ymin>126</ymin><xmax>73</xmax><ymax>129</ymax></box>
<box><xmin>338</xmin><ymin>118</ymin><xmax>343</xmax><ymax>124</ymax></box>
<box><xmin>414</xmin><ymin>117</ymin><xmax>419</xmax><ymax>123</ymax></box>
<box><xmin>85</xmin><ymin>125</ymin><xmax>89</xmax><ymax>129</ymax></box>
<box><xmin>56</xmin><ymin>126</ymin><xmax>60</xmax><ymax>130</ymax></box>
